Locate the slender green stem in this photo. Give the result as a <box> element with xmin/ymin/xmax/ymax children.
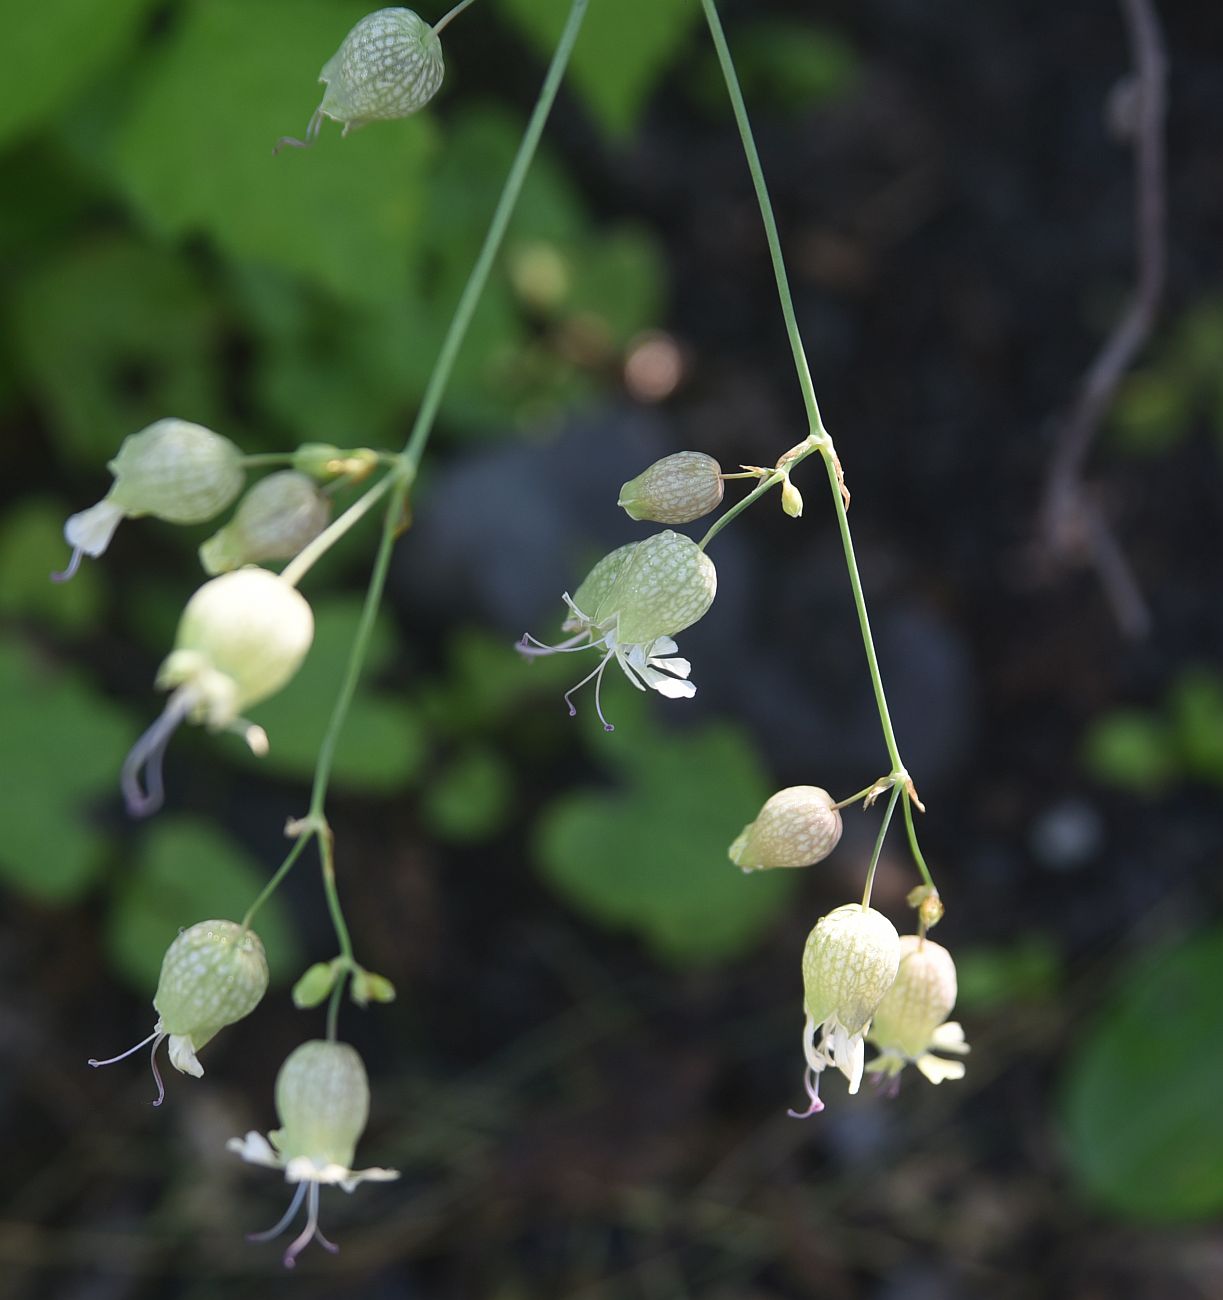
<box><xmin>833</xmin><ymin>782</ymin><xmax>880</xmax><ymax>811</ymax></box>
<box><xmin>700</xmin><ymin>471</ymin><xmax>782</xmax><ymax>550</ymax></box>
<box><xmin>242</xmin><ymin>0</ymin><xmax>591</xmax><ymax>1035</ymax></box>
<box><xmin>239</xmin><ymin>453</ymin><xmax>296</xmax><ymax>468</ymax></box>
<box><xmin>242</xmin><ymin>830</ymin><xmax>312</xmax><ymax>929</ymax></box>
<box><xmin>701</xmin><ymin>0</ymin><xmax>823</xmax><ymax>437</ymax></box>
<box><xmin>433</xmin><ymin>0</ymin><xmax>478</xmax><ymax>35</ymax></box>
<box><xmin>280</xmin><ymin>471</ymin><xmax>397</xmax><ymax>588</ymax></box>
<box><xmin>703</xmin><ymin>0</ymin><xmax>934</xmax><ymax>891</ymax></box>
<box><xmin>902</xmin><ymin>792</ymin><xmax>936</xmax><ymax>891</ymax></box>
<box><xmin>861</xmin><ymin>781</ymin><xmax>901</xmax><ymax>909</ymax></box>
<box><xmin>402</xmin><ymin>0</ymin><xmax>590</xmax><ymax>470</ymax></box>
<box><xmin>317</xmin><ymin>828</ymin><xmax>354</xmax><ymax>1042</ymax></box>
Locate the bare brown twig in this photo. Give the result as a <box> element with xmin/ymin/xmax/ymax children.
<box><xmin>1039</xmin><ymin>0</ymin><xmax>1167</xmax><ymax>638</ymax></box>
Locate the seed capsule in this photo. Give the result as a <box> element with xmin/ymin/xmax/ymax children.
<box><xmin>618</xmin><ymin>451</ymin><xmax>724</xmax><ymax>525</ymax></box>
<box><xmin>277</xmin><ymin>8</ymin><xmax>445</xmax><ymax>151</ymax></box>
<box><xmin>729</xmin><ymin>785</ymin><xmax>842</xmax><ymax>871</ymax></box>
<box><xmin>199</xmin><ymin>471</ymin><xmax>331</xmax><ymax>575</ymax></box>
<box><xmin>802</xmin><ymin>904</ymin><xmax>901</xmax><ymax>1037</ymax></box>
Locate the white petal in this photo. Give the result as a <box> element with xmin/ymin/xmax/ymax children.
<box><xmin>931</xmin><ymin>1021</ymin><xmax>970</xmax><ymax>1054</ymax></box>
<box><xmin>827</xmin><ymin>1021</ymin><xmax>867</xmax><ymax>1093</ymax></box>
<box><xmin>615</xmin><ymin>652</ymin><xmax>649</xmax><ymax>691</ymax></box>
<box><xmin>915</xmin><ymin>1053</ymin><xmax>967</xmax><ymax>1084</ymax></box>
<box><xmin>167</xmin><ymin>1034</ymin><xmax>204</xmax><ymax>1078</ymax></box>
<box><xmin>648</xmin><ymin>655</ymin><xmax>692</xmax><ymax>679</ymax></box>
<box><xmin>650</xmin><ymin>636</ymin><xmax>679</xmax><ymax>656</ymax></box>
<box><xmin>227</xmin><ymin>1131</ymin><xmax>284</xmax><ymax>1170</ymax></box>
<box><xmin>64</xmin><ymin>499</ymin><xmax>124</xmax><ymax>558</ymax></box>
<box><xmin>646</xmin><ymin>672</ymin><xmax>696</xmax><ymax>699</ymax></box>
<box><xmin>338</xmin><ymin>1166</ymin><xmax>401</xmax><ymax>1192</ymax></box>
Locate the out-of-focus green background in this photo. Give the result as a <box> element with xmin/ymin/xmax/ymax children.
<box><xmin>2</xmin><ymin>0</ymin><xmax>1221</xmax><ymax>1295</ymax></box>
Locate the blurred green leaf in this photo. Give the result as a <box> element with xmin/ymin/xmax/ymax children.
<box><xmin>0</xmin><ymin>0</ymin><xmax>160</xmax><ymax>150</ymax></box>
<box><xmin>106</xmin><ymin>816</ymin><xmax>300</xmax><ymax>992</ymax></box>
<box><xmin>1167</xmin><ymin>670</ymin><xmax>1223</xmax><ymax>784</ymax></box>
<box><xmin>0</xmin><ymin>635</ymin><xmax>132</xmax><ymax>901</ymax></box>
<box><xmin>956</xmin><ymin>937</ymin><xmax>1061</xmax><ymax>1009</ymax></box>
<box><xmin>9</xmin><ymin>235</ymin><xmax>225</xmax><ymax>466</ymax></box>
<box><xmin>237</xmin><ymin>596</ymin><xmax>425</xmax><ymax>792</ymax></box>
<box><xmin>111</xmin><ymin>0</ymin><xmax>435</xmax><ymax>306</ymax></box>
<box><xmin>1081</xmin><ymin>708</ymin><xmax>1177</xmax><ymax>792</ymax></box>
<box><xmin>0</xmin><ymin>498</ymin><xmax>105</xmax><ymax>632</ymax></box>
<box><xmin>422</xmin><ymin>744</ymin><xmax>514</xmax><ymax>842</ymax></box>
<box><xmin>1061</xmin><ymin>927</ymin><xmax>1223</xmax><ymax>1220</ymax></box>
<box><xmin>1111</xmin><ymin>371</ymin><xmax>1193</xmax><ymax>455</ymax></box>
<box><xmin>495</xmin><ymin>0</ymin><xmax>699</xmax><ymax>139</ymax></box>
<box><xmin>534</xmin><ymin>715</ymin><xmax>795</xmax><ymax>963</ymax></box>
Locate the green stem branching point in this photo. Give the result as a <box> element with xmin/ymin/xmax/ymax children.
<box><xmin>702</xmin><ymin>0</ymin><xmax>935</xmax><ymax>893</ymax></box>
<box><xmin>239</xmin><ymin>0</ymin><xmax>591</xmax><ymax>1037</ymax></box>
<box><xmin>861</xmin><ymin>781</ymin><xmax>902</xmax><ymax>910</ymax></box>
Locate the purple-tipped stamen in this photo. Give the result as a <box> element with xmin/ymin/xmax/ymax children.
<box><xmin>51</xmin><ymin>548</ymin><xmax>84</xmax><ymax>583</ymax></box>
<box><xmin>274</xmin><ymin>109</ymin><xmax>324</xmax><ymax>156</ymax></box>
<box><xmin>562</xmin><ymin>650</ymin><xmax>615</xmax><ymax>725</ymax></box>
<box><xmin>871</xmin><ymin>1070</ymin><xmax>902</xmax><ymax>1100</ymax></box>
<box><xmin>787</xmin><ymin>1066</ymin><xmax>825</xmax><ymax>1119</ymax></box>
<box><xmin>283</xmin><ymin>1183</ymin><xmax>337</xmax><ymax>1269</ymax></box>
<box><xmin>88</xmin><ymin>1028</ymin><xmax>168</xmax><ymax>1106</ymax></box>
<box><xmin>120</xmin><ymin>690</ymin><xmax>195</xmax><ymax>818</ymax></box>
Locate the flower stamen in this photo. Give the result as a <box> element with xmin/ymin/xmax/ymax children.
<box><xmin>120</xmin><ymin>688</ymin><xmax>196</xmax><ymax>818</ymax></box>
<box><xmin>247</xmin><ymin>1181</ymin><xmax>308</xmax><ymax>1244</ymax></box>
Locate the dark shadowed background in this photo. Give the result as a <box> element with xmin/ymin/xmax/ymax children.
<box><xmin>1</xmin><ymin>0</ymin><xmax>1221</xmax><ymax>1296</ymax></box>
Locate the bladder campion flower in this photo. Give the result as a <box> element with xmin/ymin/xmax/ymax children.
<box><xmin>866</xmin><ymin>935</ymin><xmax>969</xmax><ymax>1090</ymax></box>
<box><xmin>229</xmin><ymin>1040</ymin><xmax>399</xmax><ymax>1269</ymax></box>
<box><xmin>54</xmin><ymin>419</ymin><xmax>244</xmax><ymax>581</ymax></box>
<box><xmin>276</xmin><ymin>8</ymin><xmax>445</xmax><ymax>152</ymax></box>
<box><xmin>88</xmin><ymin>920</ymin><xmax>268</xmax><ymax>1105</ymax></box>
<box><xmin>518</xmin><ymin>529</ymin><xmax>717</xmax><ymax>730</ymax></box>
<box><xmin>793</xmin><ymin>904</ymin><xmax>900</xmax><ymax>1116</ymax></box>
<box><xmin>121</xmin><ymin>568</ymin><xmax>314</xmax><ymax>816</ymax></box>
<box><xmin>618</xmin><ymin>451</ymin><xmax>724</xmax><ymax>524</ymax></box>
<box><xmin>729</xmin><ymin>785</ymin><xmax>842</xmax><ymax>871</ymax></box>
<box><xmin>200</xmin><ymin>471</ymin><xmax>331</xmax><ymax>575</ymax></box>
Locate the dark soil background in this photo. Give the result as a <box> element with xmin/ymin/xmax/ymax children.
<box><xmin>2</xmin><ymin>1</ymin><xmax>1221</xmax><ymax>1297</ymax></box>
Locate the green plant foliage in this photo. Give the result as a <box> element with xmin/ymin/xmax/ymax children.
<box><xmin>106</xmin><ymin>816</ymin><xmax>299</xmax><ymax>993</ymax></box>
<box><xmin>1167</xmin><ymin>670</ymin><xmax>1223</xmax><ymax>784</ymax></box>
<box><xmin>9</xmin><ymin>236</ymin><xmax>226</xmax><ymax>466</ymax></box>
<box><xmin>0</xmin><ymin>635</ymin><xmax>133</xmax><ymax>901</ymax></box>
<box><xmin>422</xmin><ymin>744</ymin><xmax>514</xmax><ymax>842</ymax></box>
<box><xmin>692</xmin><ymin>18</ymin><xmax>860</xmax><ymax>116</ymax></box>
<box><xmin>111</xmin><ymin>0</ymin><xmax>436</xmax><ymax>307</ymax></box>
<box><xmin>1061</xmin><ymin>927</ymin><xmax>1223</xmax><ymax>1220</ymax></box>
<box><xmin>236</xmin><ymin>596</ymin><xmax>425</xmax><ymax>792</ymax></box>
<box><xmin>496</xmin><ymin>0</ymin><xmax>700</xmax><ymax>139</ymax></box>
<box><xmin>0</xmin><ymin>0</ymin><xmax>160</xmax><ymax>150</ymax></box>
<box><xmin>955</xmin><ymin>938</ymin><xmax>1060</xmax><ymax>1008</ymax></box>
<box><xmin>0</xmin><ymin>498</ymin><xmax>105</xmax><ymax>633</ymax></box>
<box><xmin>1081</xmin><ymin>708</ymin><xmax>1177</xmax><ymax>792</ymax></box>
<box><xmin>534</xmin><ymin>706</ymin><xmax>796</xmax><ymax>963</ymax></box>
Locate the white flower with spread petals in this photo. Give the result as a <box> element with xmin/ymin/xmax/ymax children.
<box><xmin>518</xmin><ymin>529</ymin><xmax>716</xmax><ymax>730</ymax></box>
<box><xmin>866</xmin><ymin>935</ymin><xmax>970</xmax><ymax>1090</ymax></box>
<box><xmin>229</xmin><ymin>1040</ymin><xmax>399</xmax><ymax>1269</ymax></box>
<box><xmin>792</xmin><ymin>904</ymin><xmax>901</xmax><ymax>1117</ymax></box>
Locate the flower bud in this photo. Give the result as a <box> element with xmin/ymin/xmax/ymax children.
<box><xmin>273</xmin><ymin>1041</ymin><xmax>371</xmax><ymax>1173</ymax></box>
<box><xmin>802</xmin><ymin>905</ymin><xmax>901</xmax><ymax>1036</ymax></box>
<box><xmin>56</xmin><ymin>420</ymin><xmax>244</xmax><ymax>580</ymax></box>
<box><xmin>199</xmin><ymin>471</ymin><xmax>331</xmax><ymax>575</ymax></box>
<box><xmin>277</xmin><ymin>8</ymin><xmax>444</xmax><ymax>150</ymax></box>
<box><xmin>158</xmin><ymin>568</ymin><xmax>314</xmax><ymax>728</ymax></box>
<box><xmin>154</xmin><ymin>920</ymin><xmax>269</xmax><ymax>1077</ymax></box>
<box><xmin>618</xmin><ymin>451</ymin><xmax>724</xmax><ymax>525</ymax></box>
<box><xmin>780</xmin><ymin>475</ymin><xmax>803</xmax><ymax>518</ymax></box>
<box><xmin>729</xmin><ymin>785</ymin><xmax>842</xmax><ymax>871</ymax></box>
<box><xmin>121</xmin><ymin>569</ymin><xmax>314</xmax><ymax>816</ymax></box>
